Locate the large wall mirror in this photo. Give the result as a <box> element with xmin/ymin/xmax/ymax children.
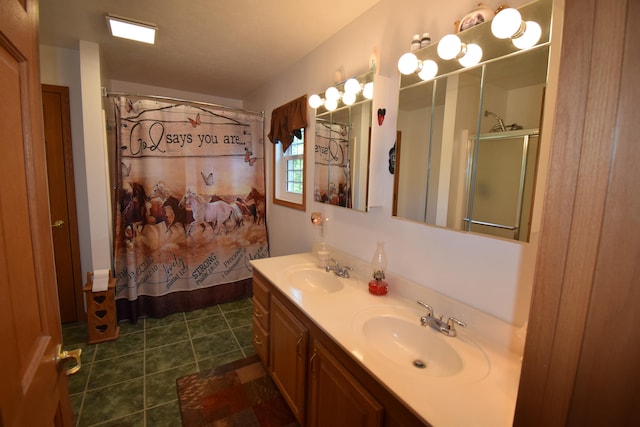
<box><xmin>393</xmin><ymin>0</ymin><xmax>552</xmax><ymax>241</ymax></box>
<box><xmin>313</xmin><ymin>71</ymin><xmax>374</xmax><ymax>211</ymax></box>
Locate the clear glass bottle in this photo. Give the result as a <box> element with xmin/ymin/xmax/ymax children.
<box><xmin>317</xmin><ymin>241</ymin><xmax>330</xmax><ymax>269</ymax></box>
<box><xmin>420</xmin><ymin>32</ymin><xmax>431</xmax><ymax>49</ymax></box>
<box><xmin>410</xmin><ymin>34</ymin><xmax>421</xmax><ymax>52</ymax></box>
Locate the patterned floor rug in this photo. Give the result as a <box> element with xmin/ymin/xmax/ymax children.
<box><xmin>176</xmin><ymin>355</ymin><xmax>300</xmax><ymax>427</ymax></box>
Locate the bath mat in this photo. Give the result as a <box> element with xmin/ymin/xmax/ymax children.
<box><xmin>176</xmin><ymin>355</ymin><xmax>299</xmax><ymax>427</ymax></box>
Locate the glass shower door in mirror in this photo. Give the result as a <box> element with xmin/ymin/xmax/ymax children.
<box><xmin>464</xmin><ymin>46</ymin><xmax>549</xmax><ymax>241</ymax></box>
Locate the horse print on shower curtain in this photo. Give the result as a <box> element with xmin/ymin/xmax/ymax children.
<box><xmin>113</xmin><ymin>96</ymin><xmax>268</xmax><ymax>320</ymax></box>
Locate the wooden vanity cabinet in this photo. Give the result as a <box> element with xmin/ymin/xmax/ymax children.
<box><xmin>270</xmin><ymin>297</ymin><xmax>308</xmax><ymax>423</ymax></box>
<box><xmin>252</xmin><ymin>272</ymin><xmax>270</xmax><ymax>365</ymax></box>
<box><xmin>308</xmin><ymin>339</ymin><xmax>383</xmax><ymax>427</ymax></box>
<box><xmin>252</xmin><ymin>270</ymin><xmax>427</xmax><ymax>427</ymax></box>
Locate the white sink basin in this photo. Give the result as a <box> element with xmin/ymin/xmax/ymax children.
<box><xmin>284</xmin><ymin>264</ymin><xmax>344</xmax><ymax>294</ymax></box>
<box><xmin>352</xmin><ymin>305</ymin><xmax>490</xmax><ymax>383</ymax></box>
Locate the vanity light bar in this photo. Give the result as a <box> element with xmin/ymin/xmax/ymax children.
<box><xmin>309</xmin><ymin>77</ymin><xmax>373</xmax><ymax>111</ymax></box>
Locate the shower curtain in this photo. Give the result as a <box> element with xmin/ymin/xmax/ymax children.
<box><xmin>314</xmin><ymin>120</ymin><xmax>351</xmax><ymax>207</ymax></box>
<box><xmin>112</xmin><ymin>96</ymin><xmax>268</xmax><ymax>321</ymax></box>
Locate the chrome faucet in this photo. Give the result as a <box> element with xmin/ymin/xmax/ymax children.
<box><xmin>417</xmin><ymin>300</ymin><xmax>467</xmax><ymax>337</ymax></box>
<box><xmin>326</xmin><ymin>259</ymin><xmax>352</xmax><ymax>278</ymax></box>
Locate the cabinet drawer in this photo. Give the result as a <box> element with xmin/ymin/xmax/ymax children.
<box><xmin>253</xmin><ymin>317</ymin><xmax>269</xmax><ymax>365</ymax></box>
<box><xmin>252</xmin><ymin>272</ymin><xmax>270</xmax><ymax>309</ymax></box>
<box><xmin>253</xmin><ymin>297</ymin><xmax>270</xmax><ymax>331</ymax></box>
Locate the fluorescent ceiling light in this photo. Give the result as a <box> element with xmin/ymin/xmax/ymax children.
<box><xmin>107</xmin><ymin>14</ymin><xmax>157</xmax><ymax>44</ymax></box>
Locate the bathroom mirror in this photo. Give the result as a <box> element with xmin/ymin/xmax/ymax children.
<box><xmin>393</xmin><ymin>0</ymin><xmax>552</xmax><ymax>241</ymax></box>
<box><xmin>314</xmin><ymin>71</ymin><xmax>373</xmax><ymax>211</ymax></box>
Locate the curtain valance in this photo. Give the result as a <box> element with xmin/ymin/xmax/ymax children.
<box><xmin>268</xmin><ymin>95</ymin><xmax>308</xmax><ymax>152</ymax></box>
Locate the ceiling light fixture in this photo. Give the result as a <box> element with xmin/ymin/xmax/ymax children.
<box><xmin>106</xmin><ymin>14</ymin><xmax>157</xmax><ymax>44</ymax></box>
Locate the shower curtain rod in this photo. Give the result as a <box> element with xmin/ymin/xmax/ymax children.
<box><xmin>104</xmin><ymin>90</ymin><xmax>264</xmax><ymax>117</ymax></box>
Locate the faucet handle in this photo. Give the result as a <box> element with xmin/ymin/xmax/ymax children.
<box><xmin>417</xmin><ymin>300</ymin><xmax>433</xmax><ymax>317</ymax></box>
<box><xmin>447</xmin><ymin>317</ymin><xmax>467</xmax><ymax>329</ymax></box>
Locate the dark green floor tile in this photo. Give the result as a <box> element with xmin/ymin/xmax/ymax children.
<box><xmin>90</xmin><ymin>410</ymin><xmax>144</xmax><ymax>427</ymax></box>
<box><xmin>145</xmin><ymin>312</ymin><xmax>186</xmax><ymax>329</ymax></box>
<box><xmin>243</xmin><ymin>345</ymin><xmax>257</xmax><ymax>357</ymax></box>
<box><xmin>146</xmin><ymin>400</ymin><xmax>182</xmax><ymax>427</ymax></box>
<box><xmin>62</xmin><ymin>323</ymin><xmax>89</xmax><ymax>346</ymax></box>
<box><xmin>79</xmin><ymin>378</ymin><xmax>143</xmax><ymax>426</ymax></box>
<box><xmin>224</xmin><ymin>306</ymin><xmax>253</xmax><ymax>328</ymax></box>
<box><xmin>145</xmin><ymin>321</ymin><xmax>189</xmax><ymax>349</ymax></box>
<box><xmin>184</xmin><ymin>304</ymin><xmax>221</xmax><ymax>319</ymax></box>
<box><xmin>70</xmin><ymin>392</ymin><xmax>83</xmax><ymax>424</ymax></box>
<box><xmin>145</xmin><ymin>340</ymin><xmax>195</xmax><ymax>375</ymax></box>
<box><xmin>145</xmin><ymin>363</ymin><xmax>197</xmax><ymax>407</ymax></box>
<box><xmin>117</xmin><ymin>319</ymin><xmax>145</xmax><ymax>336</ymax></box>
<box><xmin>219</xmin><ymin>298</ymin><xmax>252</xmax><ymax>313</ymax></box>
<box><xmin>187</xmin><ymin>314</ymin><xmax>229</xmax><ymax>338</ymax></box>
<box><xmin>197</xmin><ymin>349</ymin><xmax>245</xmax><ymax>372</ymax></box>
<box><xmin>232</xmin><ymin>324</ymin><xmax>253</xmax><ymax>348</ymax></box>
<box><xmin>88</xmin><ymin>352</ymin><xmax>144</xmax><ymax>390</ymax></box>
<box><xmin>191</xmin><ymin>330</ymin><xmax>240</xmax><ymax>360</ymax></box>
<box><xmin>68</xmin><ymin>361</ymin><xmax>90</xmax><ymax>394</ymax></box>
<box><xmin>94</xmin><ymin>332</ymin><xmax>144</xmax><ymax>361</ymax></box>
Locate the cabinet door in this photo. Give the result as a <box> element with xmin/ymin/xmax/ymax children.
<box><xmin>270</xmin><ymin>297</ymin><xmax>308</xmax><ymax>424</ymax></box>
<box><xmin>252</xmin><ymin>317</ymin><xmax>269</xmax><ymax>365</ymax></box>
<box><xmin>308</xmin><ymin>340</ymin><xmax>383</xmax><ymax>427</ymax></box>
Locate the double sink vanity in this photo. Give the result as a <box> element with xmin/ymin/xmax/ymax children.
<box><xmin>251</xmin><ymin>251</ymin><xmax>524</xmax><ymax>426</ymax></box>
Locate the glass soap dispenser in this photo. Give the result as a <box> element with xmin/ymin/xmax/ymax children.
<box><xmin>369</xmin><ymin>241</ymin><xmax>389</xmax><ymax>296</ymax></box>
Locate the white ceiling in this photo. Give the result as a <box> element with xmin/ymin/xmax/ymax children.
<box><xmin>38</xmin><ymin>0</ymin><xmax>382</xmax><ymax>99</ymax></box>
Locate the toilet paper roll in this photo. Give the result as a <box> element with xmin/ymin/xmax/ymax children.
<box><xmin>92</xmin><ymin>269</ymin><xmax>110</xmax><ymax>292</ymax></box>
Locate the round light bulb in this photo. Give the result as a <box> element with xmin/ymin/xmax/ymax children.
<box><xmin>325</xmin><ymin>86</ymin><xmax>340</xmax><ymax>101</ymax></box>
<box><xmin>397</xmin><ymin>52</ymin><xmax>419</xmax><ymax>75</ymax></box>
<box><xmin>344</xmin><ymin>78</ymin><xmax>362</xmax><ymax>94</ymax></box>
<box><xmin>342</xmin><ymin>91</ymin><xmax>356</xmax><ymax>106</ymax></box>
<box><xmin>417</xmin><ymin>60</ymin><xmax>438</xmax><ymax>81</ymax></box>
<box><xmin>363</xmin><ymin>82</ymin><xmax>374</xmax><ymax>100</ymax></box>
<box><xmin>458</xmin><ymin>43</ymin><xmax>483</xmax><ymax>67</ymax></box>
<box><xmin>324</xmin><ymin>98</ymin><xmax>338</xmax><ymax>111</ymax></box>
<box><xmin>308</xmin><ymin>94</ymin><xmax>324</xmax><ymax>109</ymax></box>
<box><xmin>512</xmin><ymin>21</ymin><xmax>542</xmax><ymax>49</ymax></box>
<box><xmin>491</xmin><ymin>8</ymin><xmax>523</xmax><ymax>39</ymax></box>
<box><xmin>437</xmin><ymin>34</ymin><xmax>462</xmax><ymax>60</ymax></box>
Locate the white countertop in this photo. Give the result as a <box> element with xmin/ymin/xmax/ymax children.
<box><xmin>251</xmin><ymin>252</ymin><xmax>523</xmax><ymax>426</ymax></box>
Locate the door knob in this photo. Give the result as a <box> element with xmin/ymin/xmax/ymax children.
<box><xmin>55</xmin><ymin>344</ymin><xmax>82</xmax><ymax>376</ymax></box>
<box><xmin>51</xmin><ymin>220</ymin><xmax>64</xmax><ymax>229</ymax></box>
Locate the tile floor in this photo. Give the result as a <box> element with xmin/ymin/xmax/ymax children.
<box><xmin>62</xmin><ymin>297</ymin><xmax>255</xmax><ymax>427</ymax></box>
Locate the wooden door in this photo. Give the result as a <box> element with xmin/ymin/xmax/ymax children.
<box><xmin>0</xmin><ymin>0</ymin><xmax>76</xmax><ymax>426</ymax></box>
<box><xmin>269</xmin><ymin>297</ymin><xmax>308</xmax><ymax>424</ymax></box>
<box><xmin>308</xmin><ymin>340</ymin><xmax>383</xmax><ymax>427</ymax></box>
<box><xmin>41</xmin><ymin>84</ymin><xmax>84</xmax><ymax>323</ymax></box>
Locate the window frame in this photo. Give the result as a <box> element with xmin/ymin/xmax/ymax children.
<box><xmin>273</xmin><ymin>127</ymin><xmax>306</xmax><ymax>211</ymax></box>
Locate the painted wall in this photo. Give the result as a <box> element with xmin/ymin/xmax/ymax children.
<box><xmin>244</xmin><ymin>0</ymin><xmax>547</xmax><ymax>326</ymax></box>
